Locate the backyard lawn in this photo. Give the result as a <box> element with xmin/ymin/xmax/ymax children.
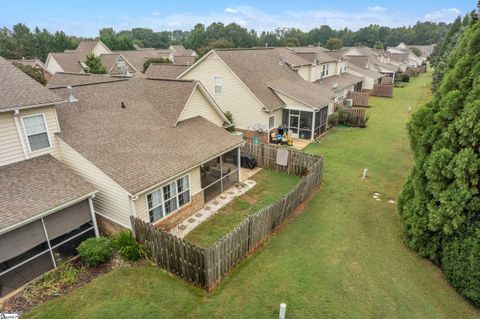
<box><xmin>185</xmin><ymin>169</ymin><xmax>300</xmax><ymax>247</ymax></box>
<box><xmin>24</xmin><ymin>71</ymin><xmax>480</xmax><ymax>318</ymax></box>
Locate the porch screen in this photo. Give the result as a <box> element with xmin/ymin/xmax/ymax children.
<box><xmin>0</xmin><ymin>220</ymin><xmax>46</xmax><ymax>263</ymax></box>
<box><xmin>43</xmin><ymin>200</ymin><xmax>92</xmax><ymax>240</ymax></box>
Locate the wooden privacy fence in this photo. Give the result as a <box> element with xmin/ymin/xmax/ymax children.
<box><xmin>380</xmin><ymin>76</ymin><xmax>394</xmax><ymax>85</ymax></box>
<box><xmin>131</xmin><ymin>142</ymin><xmax>323</xmax><ymax>290</ymax></box>
<box><xmin>406</xmin><ymin>66</ymin><xmax>419</xmax><ymax>77</ymax></box>
<box><xmin>372</xmin><ymin>84</ymin><xmax>394</xmax><ymax>98</ymax></box>
<box><xmin>346</xmin><ymin>108</ymin><xmax>368</xmax><ymax>127</ymax></box>
<box><xmin>347</xmin><ymin>91</ymin><xmax>369</xmax><ymax>107</ymax></box>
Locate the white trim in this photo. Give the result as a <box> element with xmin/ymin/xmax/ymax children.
<box><xmin>270</xmin><ymin>87</ymin><xmax>317</xmax><ymax>109</ymax></box>
<box><xmin>94</xmin><ymin>211</ymin><xmax>132</xmax><ymax>229</ymax></box>
<box><xmin>88</xmin><ymin>196</ymin><xmax>99</xmax><ymax>237</ymax></box>
<box><xmin>213</xmin><ymin>75</ymin><xmax>223</xmax><ymax>95</ymax></box>
<box><xmin>20</xmin><ymin>113</ymin><xmax>52</xmax><ymax>154</ymax></box>
<box><xmin>0</xmin><ymin>191</ymin><xmax>98</xmax><ymax>236</ymax></box>
<box><xmin>178</xmin><ymin>50</ymin><xmax>271</xmax><ymax>112</ymax></box>
<box><xmin>146</xmin><ymin>174</ymin><xmax>192</xmax><ymax>223</ymax></box>
<box><xmin>0</xmin><ymin>100</ymin><xmax>67</xmax><ymax>114</ymax></box>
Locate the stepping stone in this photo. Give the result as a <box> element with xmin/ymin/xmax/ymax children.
<box><xmin>375</xmin><ymin>198</ymin><xmax>381</xmax><ymax>201</ymax></box>
<box><xmin>178</xmin><ymin>225</ymin><xmax>187</xmax><ymax>230</ymax></box>
<box><xmin>187</xmin><ymin>218</ymin><xmax>196</xmax><ymax>223</ymax></box>
<box><xmin>212</xmin><ymin>201</ymin><xmax>219</xmax><ymax>205</ymax></box>
<box><xmin>227</xmin><ymin>191</ymin><xmax>234</xmax><ymax>195</ymax></box>
<box><xmin>220</xmin><ymin>196</ymin><xmax>226</xmax><ymax>200</ymax></box>
<box><xmin>204</xmin><ymin>206</ymin><xmax>211</xmax><ymax>210</ymax></box>
<box><xmin>388</xmin><ymin>199</ymin><xmax>396</xmax><ymax>204</ymax></box>
<box><xmin>195</xmin><ymin>213</ymin><xmax>203</xmax><ymax>218</ymax></box>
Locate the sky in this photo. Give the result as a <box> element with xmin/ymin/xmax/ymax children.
<box><xmin>0</xmin><ymin>0</ymin><xmax>476</xmax><ymax>36</ymax></box>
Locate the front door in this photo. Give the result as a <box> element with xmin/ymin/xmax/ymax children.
<box><xmin>289</xmin><ymin>114</ymin><xmax>300</xmax><ymax>138</ymax></box>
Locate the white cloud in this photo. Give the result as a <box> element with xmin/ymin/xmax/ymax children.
<box><xmin>224</xmin><ymin>7</ymin><xmax>238</xmax><ymax>14</ymax></box>
<box><xmin>368</xmin><ymin>6</ymin><xmax>387</xmax><ymax>12</ymax></box>
<box><xmin>151</xmin><ymin>11</ymin><xmax>160</xmax><ymax>16</ymax></box>
<box><xmin>424</xmin><ymin>8</ymin><xmax>461</xmax><ymax>23</ymax></box>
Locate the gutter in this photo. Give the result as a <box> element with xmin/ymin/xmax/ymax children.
<box><xmin>0</xmin><ymin>100</ymin><xmax>68</xmax><ymax>114</ymax></box>
<box><xmin>0</xmin><ymin>190</ymin><xmax>98</xmax><ymax>236</ymax></box>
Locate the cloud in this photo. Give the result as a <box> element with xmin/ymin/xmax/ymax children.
<box><xmin>224</xmin><ymin>7</ymin><xmax>237</xmax><ymax>14</ymax></box>
<box><xmin>424</xmin><ymin>8</ymin><xmax>461</xmax><ymax>22</ymax></box>
<box><xmin>151</xmin><ymin>11</ymin><xmax>160</xmax><ymax>16</ymax></box>
<box><xmin>368</xmin><ymin>6</ymin><xmax>387</xmax><ymax>12</ymax></box>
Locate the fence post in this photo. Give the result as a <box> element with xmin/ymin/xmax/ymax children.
<box><xmin>279</xmin><ymin>303</ymin><xmax>287</xmax><ymax>319</ymax></box>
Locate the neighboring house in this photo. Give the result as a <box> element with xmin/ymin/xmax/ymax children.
<box><xmin>386</xmin><ymin>42</ymin><xmax>429</xmax><ymax>71</ymax></box>
<box><xmin>169</xmin><ymin>45</ymin><xmax>198</xmax><ymax>65</ymax></box>
<box><xmin>46</xmin><ymin>72</ymin><xmax>126</xmax><ymax>89</ymax></box>
<box><xmin>48</xmin><ymin>77</ymin><xmax>242</xmax><ymax>234</ymax></box>
<box><xmin>116</xmin><ymin>45</ymin><xmax>197</xmax><ymax>71</ymax></box>
<box><xmin>9</xmin><ymin>58</ymin><xmax>52</xmax><ymax>81</ymax></box>
<box><xmin>344</xmin><ymin>62</ymin><xmax>383</xmax><ymax>91</ymax></box>
<box><xmin>144</xmin><ymin>63</ymin><xmax>189</xmax><ymax>79</ymax></box>
<box><xmin>344</xmin><ymin>47</ymin><xmax>398</xmax><ymax>80</ymax></box>
<box><xmin>179</xmin><ymin>48</ymin><xmax>336</xmax><ymax>142</ymax></box>
<box><xmin>45</xmin><ymin>40</ymin><xmax>137</xmax><ymax>76</ymax></box>
<box><xmin>0</xmin><ymin>57</ymin><xmax>98</xmax><ymax>298</ymax></box>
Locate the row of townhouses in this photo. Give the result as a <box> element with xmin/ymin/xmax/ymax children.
<box><xmin>0</xmin><ymin>40</ymin><xmax>428</xmax><ymax>297</ymax></box>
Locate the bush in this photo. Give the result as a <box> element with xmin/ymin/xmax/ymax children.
<box><xmin>113</xmin><ymin>230</ymin><xmax>145</xmax><ymax>262</ymax></box>
<box><xmin>224</xmin><ymin>111</ymin><xmax>235</xmax><ymax>132</ymax></box>
<box><xmin>143</xmin><ymin>57</ymin><xmax>171</xmax><ymax>72</ymax></box>
<box><xmin>442</xmin><ymin>230</ymin><xmax>480</xmax><ymax>306</ymax></box>
<box><xmin>77</xmin><ymin>237</ymin><xmax>113</xmax><ymax>267</ymax></box>
<box><xmin>396</xmin><ymin>73</ymin><xmax>410</xmax><ymax>82</ymax></box>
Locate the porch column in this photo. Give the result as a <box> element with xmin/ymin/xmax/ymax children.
<box><xmin>311</xmin><ymin>110</ymin><xmax>316</xmax><ymax>141</ymax></box>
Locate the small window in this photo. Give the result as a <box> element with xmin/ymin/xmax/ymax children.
<box><xmin>214</xmin><ymin>76</ymin><xmax>222</xmax><ymax>95</ymax></box>
<box><xmin>147</xmin><ymin>175</ymin><xmax>191</xmax><ymax>223</ymax></box>
<box><xmin>22</xmin><ymin>114</ymin><xmax>50</xmax><ymax>152</ymax></box>
<box><xmin>269</xmin><ymin>116</ymin><xmax>275</xmax><ymax>129</ymax></box>
<box><xmin>326</xmin><ymin>64</ymin><xmax>329</xmax><ymax>75</ymax></box>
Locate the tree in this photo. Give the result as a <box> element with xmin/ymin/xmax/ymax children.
<box><xmin>143</xmin><ymin>57</ymin><xmax>171</xmax><ymax>72</ymax></box>
<box><xmin>283</xmin><ymin>37</ymin><xmax>300</xmax><ymax>47</ymax></box>
<box><xmin>397</xmin><ymin>6</ymin><xmax>480</xmax><ymax>304</ymax></box>
<box><xmin>84</xmin><ymin>54</ymin><xmax>106</xmax><ymax>74</ymax></box>
<box><xmin>411</xmin><ymin>47</ymin><xmax>422</xmax><ymax>57</ymax></box>
<box><xmin>325</xmin><ymin>37</ymin><xmax>343</xmax><ymax>50</ymax></box>
<box><xmin>373</xmin><ymin>41</ymin><xmax>384</xmax><ymax>49</ymax></box>
<box><xmin>197</xmin><ymin>38</ymin><xmax>235</xmax><ymax>56</ymax></box>
<box><xmin>12</xmin><ymin>62</ymin><xmax>46</xmax><ymax>85</ymax></box>
<box><xmin>99</xmin><ymin>28</ymin><xmax>134</xmax><ymax>51</ymax></box>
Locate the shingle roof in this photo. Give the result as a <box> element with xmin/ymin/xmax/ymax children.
<box><xmin>145</xmin><ymin>64</ymin><xmax>189</xmax><ymax>79</ymax></box>
<box><xmin>50</xmin><ymin>52</ymin><xmax>84</xmax><ymax>73</ymax></box>
<box><xmin>323</xmin><ymin>50</ymin><xmax>344</xmax><ymax>61</ymax></box>
<box><xmin>288</xmin><ymin>47</ymin><xmax>337</xmax><ymax>64</ymax></box>
<box><xmin>115</xmin><ymin>49</ymin><xmax>171</xmax><ymax>71</ymax></box>
<box><xmin>266</xmin><ymin>78</ymin><xmax>334</xmax><ymax>108</ymax></box>
<box><xmin>291</xmin><ymin>46</ymin><xmax>329</xmax><ymax>53</ymax></box>
<box><xmin>0</xmin><ymin>154</ymin><xmax>96</xmax><ymax>231</ymax></box>
<box><xmin>314</xmin><ymin>73</ymin><xmax>364</xmax><ymax>92</ymax></box>
<box><xmin>46</xmin><ymin>72</ymin><xmax>127</xmax><ymax>89</ymax></box>
<box><xmin>52</xmin><ymin>78</ymin><xmax>242</xmax><ymax>195</ymax></box>
<box><xmin>346</xmin><ymin>55</ymin><xmax>369</xmax><ymax>68</ymax></box>
<box><xmin>346</xmin><ymin>63</ymin><xmax>383</xmax><ymax>79</ymax></box>
<box><xmin>170</xmin><ymin>45</ymin><xmax>195</xmax><ymax>57</ymax></box>
<box><xmin>75</xmin><ymin>40</ymin><xmax>101</xmax><ymax>60</ymax></box>
<box><xmin>213</xmin><ymin>48</ymin><xmax>332</xmax><ymax>110</ymax></box>
<box><xmin>173</xmin><ymin>56</ymin><xmax>196</xmax><ymax>65</ymax></box>
<box><xmin>0</xmin><ymin>57</ymin><xmax>64</xmax><ymax>111</ymax></box>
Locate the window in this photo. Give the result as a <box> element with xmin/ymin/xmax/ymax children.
<box><xmin>321</xmin><ymin>65</ymin><xmax>326</xmax><ymax>77</ymax></box>
<box><xmin>147</xmin><ymin>175</ymin><xmax>191</xmax><ymax>223</ymax></box>
<box><xmin>22</xmin><ymin>114</ymin><xmax>50</xmax><ymax>152</ymax></box>
<box><xmin>326</xmin><ymin>64</ymin><xmax>330</xmax><ymax>75</ymax></box>
<box><xmin>214</xmin><ymin>76</ymin><xmax>222</xmax><ymax>95</ymax></box>
<box><xmin>269</xmin><ymin>116</ymin><xmax>275</xmax><ymax>129</ymax></box>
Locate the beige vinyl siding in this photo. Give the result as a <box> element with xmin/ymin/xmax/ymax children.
<box><xmin>134</xmin><ymin>166</ymin><xmax>202</xmax><ymax>223</ymax></box>
<box><xmin>18</xmin><ymin>106</ymin><xmax>62</xmax><ymax>160</ymax></box>
<box><xmin>269</xmin><ymin>108</ymin><xmax>284</xmax><ymax>128</ymax></box>
<box><xmin>92</xmin><ymin>42</ymin><xmax>112</xmax><ymax>56</ymax></box>
<box><xmin>45</xmin><ymin>55</ymin><xmax>64</xmax><ymax>74</ymax></box>
<box><xmin>0</xmin><ymin>112</ymin><xmax>25</xmax><ymax>165</ymax></box>
<box><xmin>275</xmin><ymin>92</ymin><xmax>317</xmax><ymax>111</ymax></box>
<box><xmin>177</xmin><ymin>88</ymin><xmax>224</xmax><ymax>126</ymax></box>
<box><xmin>180</xmin><ymin>52</ymin><xmax>269</xmax><ymax>130</ymax></box>
<box><xmin>54</xmin><ymin>138</ymin><xmax>132</xmax><ymax>228</ymax></box>
<box><xmin>297</xmin><ymin>65</ymin><xmax>312</xmax><ymax>82</ymax></box>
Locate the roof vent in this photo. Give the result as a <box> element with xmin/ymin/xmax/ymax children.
<box><xmin>121</xmin><ymin>101</ymin><xmax>126</xmax><ymax>109</ymax></box>
<box><xmin>332</xmin><ymin>82</ymin><xmax>338</xmax><ymax>89</ymax></box>
<box><xmin>67</xmin><ymin>86</ymin><xmax>78</xmax><ymax>103</ymax></box>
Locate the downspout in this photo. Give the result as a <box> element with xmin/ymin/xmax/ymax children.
<box><xmin>88</xmin><ymin>194</ymin><xmax>100</xmax><ymax>237</ymax></box>
<box><xmin>129</xmin><ymin>195</ymin><xmax>138</xmax><ymax>219</ymax></box>
<box><xmin>13</xmin><ymin>109</ymin><xmax>29</xmax><ymax>159</ymax></box>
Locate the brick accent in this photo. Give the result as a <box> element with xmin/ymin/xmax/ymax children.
<box><xmin>236</xmin><ymin>128</ymin><xmax>269</xmax><ymax>144</ymax></box>
<box><xmin>154</xmin><ymin>190</ymin><xmax>205</xmax><ymax>231</ymax></box>
<box><xmin>96</xmin><ymin>213</ymin><xmax>127</xmax><ymax>235</ymax></box>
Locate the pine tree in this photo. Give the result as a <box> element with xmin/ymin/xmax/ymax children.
<box><xmin>84</xmin><ymin>54</ymin><xmax>106</xmax><ymax>74</ymax></box>
<box><xmin>398</xmin><ymin>5</ymin><xmax>480</xmax><ymax>304</ymax></box>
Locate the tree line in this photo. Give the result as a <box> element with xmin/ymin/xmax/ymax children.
<box><xmin>0</xmin><ymin>20</ymin><xmax>451</xmax><ymax>61</ymax></box>
<box><xmin>398</xmin><ymin>6</ymin><xmax>480</xmax><ymax>305</ymax></box>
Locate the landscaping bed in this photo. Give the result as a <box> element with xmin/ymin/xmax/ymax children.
<box><xmin>185</xmin><ymin>169</ymin><xmax>300</xmax><ymax>247</ymax></box>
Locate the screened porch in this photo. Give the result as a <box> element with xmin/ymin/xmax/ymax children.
<box><xmin>281</xmin><ymin>106</ymin><xmax>328</xmax><ymax>140</ymax></box>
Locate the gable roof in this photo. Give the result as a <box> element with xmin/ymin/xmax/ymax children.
<box><xmin>115</xmin><ymin>49</ymin><xmax>171</xmax><ymax>71</ymax></box>
<box><xmin>288</xmin><ymin>47</ymin><xmax>337</xmax><ymax>64</ymax></box>
<box><xmin>315</xmin><ymin>73</ymin><xmax>364</xmax><ymax>92</ymax></box>
<box><xmin>346</xmin><ymin>63</ymin><xmax>383</xmax><ymax>79</ymax></box>
<box><xmin>51</xmin><ymin>78</ymin><xmax>242</xmax><ymax>195</ymax></box>
<box><xmin>49</xmin><ymin>52</ymin><xmax>84</xmax><ymax>73</ymax></box>
<box><xmin>46</xmin><ymin>72</ymin><xmax>127</xmax><ymax>89</ymax></box>
<box><xmin>170</xmin><ymin>45</ymin><xmax>196</xmax><ymax>57</ymax></box>
<box><xmin>266</xmin><ymin>78</ymin><xmax>334</xmax><ymax>108</ymax></box>
<box><xmin>0</xmin><ymin>154</ymin><xmax>96</xmax><ymax>232</ymax></box>
<box><xmin>145</xmin><ymin>63</ymin><xmax>189</xmax><ymax>79</ymax></box>
<box><xmin>74</xmin><ymin>40</ymin><xmax>111</xmax><ymax>59</ymax></box>
<box><xmin>210</xmin><ymin>48</ymin><xmax>333</xmax><ymax>110</ymax></box>
<box><xmin>0</xmin><ymin>57</ymin><xmax>64</xmax><ymax>112</ymax></box>
<box><xmin>172</xmin><ymin>56</ymin><xmax>196</xmax><ymax>65</ymax></box>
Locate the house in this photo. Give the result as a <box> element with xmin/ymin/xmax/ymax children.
<box><xmin>344</xmin><ymin>46</ymin><xmax>398</xmax><ymax>80</ymax></box>
<box><xmin>344</xmin><ymin>62</ymin><xmax>383</xmax><ymax>91</ymax></box>
<box><xmin>48</xmin><ymin>77</ymin><xmax>243</xmax><ymax>234</ymax></box>
<box><xmin>9</xmin><ymin>58</ymin><xmax>52</xmax><ymax>81</ymax></box>
<box><xmin>45</xmin><ymin>40</ymin><xmax>137</xmax><ymax>76</ymax></box>
<box><xmin>144</xmin><ymin>63</ymin><xmax>190</xmax><ymax>79</ymax></box>
<box><xmin>46</xmin><ymin>72</ymin><xmax>126</xmax><ymax>89</ymax></box>
<box><xmin>169</xmin><ymin>44</ymin><xmax>198</xmax><ymax>65</ymax></box>
<box><xmin>178</xmin><ymin>48</ymin><xmax>336</xmax><ymax>142</ymax></box>
<box><xmin>386</xmin><ymin>43</ymin><xmax>428</xmax><ymax>71</ymax></box>
<box><xmin>0</xmin><ymin>57</ymin><xmax>98</xmax><ymax>298</ymax></box>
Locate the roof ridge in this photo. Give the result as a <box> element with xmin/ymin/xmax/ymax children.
<box><xmin>215</xmin><ymin>47</ymin><xmax>274</xmax><ymax>51</ymax></box>
<box><xmin>49</xmin><ymin>78</ymin><xmax>130</xmax><ymax>89</ymax></box>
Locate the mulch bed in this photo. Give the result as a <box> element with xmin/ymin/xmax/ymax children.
<box><xmin>0</xmin><ymin>257</ymin><xmax>117</xmax><ymax>314</ymax></box>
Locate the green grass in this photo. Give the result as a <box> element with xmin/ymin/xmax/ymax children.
<box><xmin>24</xmin><ymin>71</ymin><xmax>480</xmax><ymax>318</ymax></box>
<box><xmin>185</xmin><ymin>169</ymin><xmax>300</xmax><ymax>247</ymax></box>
